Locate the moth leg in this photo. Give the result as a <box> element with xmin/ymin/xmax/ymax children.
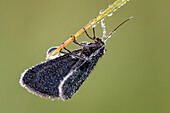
<box><xmin>62</xmin><ymin>46</ymin><xmax>86</xmax><ymax>60</ymax></box>
<box><xmin>92</xmin><ymin>27</ymin><xmax>96</xmax><ymax>39</ymax></box>
<box><xmin>70</xmin><ymin>49</ymin><xmax>87</xmax><ymax>61</ymax></box>
<box><xmin>76</xmin><ymin>48</ymin><xmax>93</xmax><ymax>62</ymax></box>
<box><xmin>59</xmin><ymin>47</ymin><xmax>71</xmax><ymax>55</ymax></box>
<box><xmin>70</xmin><ymin>54</ymin><xmax>86</xmax><ymax>60</ymax></box>
<box><xmin>63</xmin><ymin>47</ymin><xmax>71</xmax><ymax>53</ymax></box>
<box><xmin>83</xmin><ymin>27</ymin><xmax>93</xmax><ymax>40</ymax></box>
<box><xmin>73</xmin><ymin>36</ymin><xmax>85</xmax><ymax>46</ymax></box>
<box><xmin>59</xmin><ymin>49</ymin><xmax>67</xmax><ymax>54</ymax></box>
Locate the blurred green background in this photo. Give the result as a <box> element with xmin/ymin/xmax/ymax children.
<box><xmin>0</xmin><ymin>0</ymin><xmax>170</xmax><ymax>113</ymax></box>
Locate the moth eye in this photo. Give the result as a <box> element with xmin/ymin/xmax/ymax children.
<box><xmin>46</xmin><ymin>46</ymin><xmax>59</xmax><ymax>60</ymax></box>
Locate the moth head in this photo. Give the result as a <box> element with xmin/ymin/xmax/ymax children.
<box><xmin>94</xmin><ymin>37</ymin><xmax>105</xmax><ymax>45</ymax></box>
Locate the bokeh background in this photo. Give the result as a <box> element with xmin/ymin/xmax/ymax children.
<box><xmin>0</xmin><ymin>0</ymin><xmax>170</xmax><ymax>113</ymax></box>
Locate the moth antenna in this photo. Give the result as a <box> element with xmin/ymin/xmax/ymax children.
<box><xmin>101</xmin><ymin>19</ymin><xmax>107</xmax><ymax>41</ymax></box>
<box><xmin>104</xmin><ymin>16</ymin><xmax>133</xmax><ymax>41</ymax></box>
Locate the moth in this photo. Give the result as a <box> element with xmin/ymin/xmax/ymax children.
<box><xmin>20</xmin><ymin>17</ymin><xmax>132</xmax><ymax>101</ymax></box>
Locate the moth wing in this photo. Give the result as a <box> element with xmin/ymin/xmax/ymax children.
<box><xmin>20</xmin><ymin>53</ymin><xmax>79</xmax><ymax>99</ymax></box>
<box><xmin>60</xmin><ymin>46</ymin><xmax>105</xmax><ymax>100</ymax></box>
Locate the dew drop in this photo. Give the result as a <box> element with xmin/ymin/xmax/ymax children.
<box><xmin>107</xmin><ymin>12</ymin><xmax>113</xmax><ymax>17</ymax></box>
<box><xmin>99</xmin><ymin>9</ymin><xmax>105</xmax><ymax>14</ymax></box>
<box><xmin>46</xmin><ymin>46</ymin><xmax>59</xmax><ymax>60</ymax></box>
<box><xmin>106</xmin><ymin>4</ymin><xmax>114</xmax><ymax>17</ymax></box>
<box><xmin>92</xmin><ymin>24</ymin><xmax>96</xmax><ymax>28</ymax></box>
<box><xmin>108</xmin><ymin>4</ymin><xmax>113</xmax><ymax>8</ymax></box>
<box><xmin>89</xmin><ymin>19</ymin><xmax>93</xmax><ymax>24</ymax></box>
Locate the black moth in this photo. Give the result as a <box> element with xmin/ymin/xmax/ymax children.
<box><xmin>20</xmin><ymin>18</ymin><xmax>131</xmax><ymax>101</ymax></box>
